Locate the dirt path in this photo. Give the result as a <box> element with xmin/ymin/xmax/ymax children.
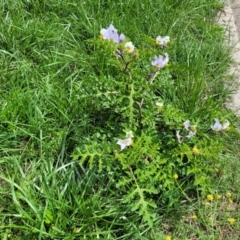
<box><xmin>218</xmin><ymin>0</ymin><xmax>240</xmax><ymax>115</ymax></box>
<box><xmin>231</xmin><ymin>0</ymin><xmax>240</xmax><ymax>38</ymax></box>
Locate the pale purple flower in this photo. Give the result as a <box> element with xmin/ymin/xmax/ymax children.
<box><xmin>100</xmin><ymin>24</ymin><xmax>117</xmax><ymax>40</ymax></box>
<box><xmin>119</xmin><ymin>33</ymin><xmax>126</xmax><ymax>42</ymax></box>
<box><xmin>151</xmin><ymin>55</ymin><xmax>164</xmax><ymax>68</ymax></box>
<box><xmin>183</xmin><ymin>120</ymin><xmax>191</xmax><ymax>130</ymax></box>
<box><xmin>100</xmin><ymin>24</ymin><xmax>125</xmax><ymax>43</ymax></box>
<box><xmin>151</xmin><ymin>53</ymin><xmax>169</xmax><ymax>69</ymax></box>
<box><xmin>211</xmin><ymin>119</ymin><xmax>230</xmax><ymax>131</ymax></box>
<box><xmin>211</xmin><ymin>118</ymin><xmax>222</xmax><ymax>132</ymax></box>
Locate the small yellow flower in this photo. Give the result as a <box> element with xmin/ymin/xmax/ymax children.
<box><xmin>227</xmin><ymin>218</ymin><xmax>236</xmax><ymax>225</ymax></box>
<box><xmin>165</xmin><ymin>236</ymin><xmax>172</xmax><ymax>240</ymax></box>
<box><xmin>216</xmin><ymin>194</ymin><xmax>222</xmax><ymax>200</ymax></box>
<box><xmin>226</xmin><ymin>191</ymin><xmax>232</xmax><ymax>198</ymax></box>
<box><xmin>173</xmin><ymin>173</ymin><xmax>179</xmax><ymax>180</ymax></box>
<box><xmin>191</xmin><ymin>125</ymin><xmax>197</xmax><ymax>131</ymax></box>
<box><xmin>208</xmin><ymin>216</ymin><xmax>214</xmax><ymax>222</ymax></box>
<box><xmin>205</xmin><ymin>201</ymin><xmax>211</xmax><ymax>206</ymax></box>
<box><xmin>229</xmin><ymin>199</ymin><xmax>233</xmax><ymax>204</ymax></box>
<box><xmin>191</xmin><ymin>214</ymin><xmax>197</xmax><ymax>220</ymax></box>
<box><xmin>211</xmin><ymin>119</ymin><xmax>222</xmax><ymax>131</ymax></box>
<box><xmin>192</xmin><ymin>146</ymin><xmax>200</xmax><ymax>155</ymax></box>
<box><xmin>207</xmin><ymin>194</ymin><xmax>214</xmax><ymax>201</ymax></box>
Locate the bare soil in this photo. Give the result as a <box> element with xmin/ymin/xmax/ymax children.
<box><xmin>231</xmin><ymin>0</ymin><xmax>240</xmax><ymax>39</ymax></box>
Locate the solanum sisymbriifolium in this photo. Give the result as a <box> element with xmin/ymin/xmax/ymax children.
<box><xmin>72</xmin><ymin>23</ymin><xmax>234</xmax><ymax>226</ymax></box>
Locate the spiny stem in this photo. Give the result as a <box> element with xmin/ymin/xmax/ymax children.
<box><xmin>116</xmin><ymin>49</ymin><xmax>133</xmax><ymax>79</ymax></box>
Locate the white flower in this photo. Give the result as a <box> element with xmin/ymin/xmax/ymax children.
<box><xmin>163</xmin><ymin>53</ymin><xmax>169</xmax><ymax>66</ymax></box>
<box><xmin>156</xmin><ymin>102</ymin><xmax>164</xmax><ymax>109</ymax></box>
<box><xmin>100</xmin><ymin>28</ymin><xmax>107</xmax><ymax>39</ymax></box>
<box><xmin>186</xmin><ymin>130</ymin><xmax>196</xmax><ymax>138</ymax></box>
<box><xmin>117</xmin><ymin>138</ymin><xmax>132</xmax><ymax>150</ymax></box>
<box><xmin>126</xmin><ymin>130</ymin><xmax>134</xmax><ymax>138</ymax></box>
<box><xmin>211</xmin><ymin>118</ymin><xmax>222</xmax><ymax>131</ymax></box>
<box><xmin>183</xmin><ymin>120</ymin><xmax>191</xmax><ymax>130</ymax></box>
<box><xmin>183</xmin><ymin>120</ymin><xmax>197</xmax><ymax>138</ymax></box>
<box><xmin>176</xmin><ymin>130</ymin><xmax>182</xmax><ymax>143</ymax></box>
<box><xmin>124</xmin><ymin>41</ymin><xmax>135</xmax><ymax>53</ymax></box>
<box><xmin>222</xmin><ymin>120</ymin><xmax>230</xmax><ymax>130</ymax></box>
<box><xmin>156</xmin><ymin>36</ymin><xmax>170</xmax><ymax>47</ymax></box>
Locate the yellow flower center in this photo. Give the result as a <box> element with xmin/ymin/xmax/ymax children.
<box><xmin>125</xmin><ymin>47</ymin><xmax>131</xmax><ymax>53</ymax></box>
<box><xmin>191</xmin><ymin>126</ymin><xmax>196</xmax><ymax>131</ymax></box>
<box><xmin>192</xmin><ymin>146</ymin><xmax>200</xmax><ymax>155</ymax></box>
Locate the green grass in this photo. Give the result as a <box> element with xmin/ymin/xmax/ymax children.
<box><xmin>0</xmin><ymin>0</ymin><xmax>240</xmax><ymax>239</ymax></box>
